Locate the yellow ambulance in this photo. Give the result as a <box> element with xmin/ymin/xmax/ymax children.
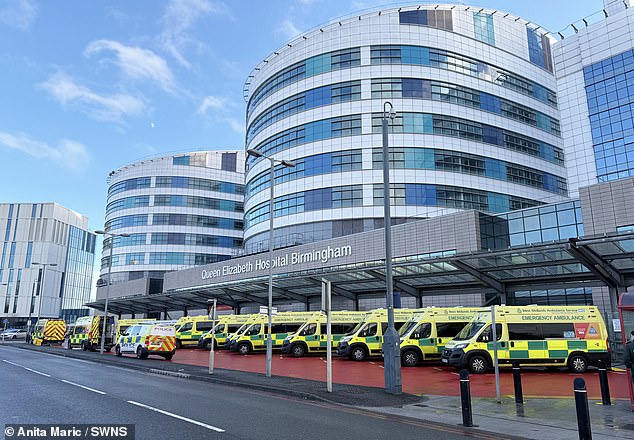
<box><xmin>197</xmin><ymin>314</ymin><xmax>256</xmax><ymax>349</ymax></box>
<box><xmin>174</xmin><ymin>315</ymin><xmax>216</xmax><ymax>348</ymax></box>
<box><xmin>230</xmin><ymin>312</ymin><xmax>315</xmax><ymax>355</ymax></box>
<box><xmin>281</xmin><ymin>311</ymin><xmax>368</xmax><ymax>357</ymax></box>
<box><xmin>336</xmin><ymin>308</ymin><xmax>420</xmax><ymax>361</ymax></box>
<box><xmin>68</xmin><ymin>315</ymin><xmax>116</xmax><ymax>351</ymax></box>
<box><xmin>224</xmin><ymin>315</ymin><xmax>264</xmax><ymax>350</ymax></box>
<box><xmin>31</xmin><ymin>319</ymin><xmax>66</xmax><ymax>346</ymax></box>
<box><xmin>399</xmin><ymin>307</ymin><xmax>483</xmax><ymax>367</ymax></box>
<box><xmin>441</xmin><ymin>305</ymin><xmax>611</xmax><ymax>373</ymax></box>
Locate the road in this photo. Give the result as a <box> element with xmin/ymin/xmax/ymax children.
<box><xmin>0</xmin><ymin>345</ymin><xmax>523</xmax><ymax>440</ymax></box>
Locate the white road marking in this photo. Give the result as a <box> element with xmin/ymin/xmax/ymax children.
<box><xmin>127</xmin><ymin>400</ymin><xmax>225</xmax><ymax>432</ymax></box>
<box><xmin>379</xmin><ymin>365</ymin><xmax>384</xmax><ymax>369</ymax></box>
<box><xmin>3</xmin><ymin>359</ymin><xmax>51</xmax><ymax>377</ymax></box>
<box><xmin>61</xmin><ymin>379</ymin><xmax>106</xmax><ymax>395</ymax></box>
<box><xmin>23</xmin><ymin>367</ymin><xmax>51</xmax><ymax>377</ymax></box>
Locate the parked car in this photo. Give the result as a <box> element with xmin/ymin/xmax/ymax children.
<box><xmin>2</xmin><ymin>329</ymin><xmax>28</xmax><ymax>340</ymax></box>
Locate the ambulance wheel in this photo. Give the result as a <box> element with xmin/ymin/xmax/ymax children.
<box><xmin>175</xmin><ymin>340</ymin><xmax>182</xmax><ymax>349</ymax></box>
<box><xmin>136</xmin><ymin>346</ymin><xmax>148</xmax><ymax>360</ymax></box>
<box><xmin>401</xmin><ymin>349</ymin><xmax>420</xmax><ymax>367</ymax></box>
<box><xmin>237</xmin><ymin>343</ymin><xmax>250</xmax><ymax>355</ymax></box>
<box><xmin>115</xmin><ymin>345</ymin><xmax>122</xmax><ymax>357</ymax></box>
<box><xmin>81</xmin><ymin>341</ymin><xmax>89</xmax><ymax>351</ymax></box>
<box><xmin>467</xmin><ymin>355</ymin><xmax>488</xmax><ymax>374</ymax></box>
<box><xmin>291</xmin><ymin>343</ymin><xmax>306</xmax><ymax>358</ymax></box>
<box><xmin>203</xmin><ymin>339</ymin><xmax>211</xmax><ymax>350</ymax></box>
<box><xmin>350</xmin><ymin>346</ymin><xmax>367</xmax><ymax>361</ymax></box>
<box><xmin>568</xmin><ymin>354</ymin><xmax>588</xmax><ymax>373</ymax></box>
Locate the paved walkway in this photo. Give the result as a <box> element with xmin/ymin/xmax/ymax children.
<box><xmin>4</xmin><ymin>342</ymin><xmax>633</xmax><ymax>440</ymax></box>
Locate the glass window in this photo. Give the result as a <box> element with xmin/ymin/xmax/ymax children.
<box><xmin>195</xmin><ymin>322</ymin><xmax>214</xmax><ymax>332</ymax></box>
<box><xmin>359</xmin><ymin>323</ymin><xmax>377</xmax><ymax>337</ymax></box>
<box><xmin>508</xmin><ymin>323</ymin><xmax>542</xmax><ymax>340</ymax></box>
<box><xmin>477</xmin><ymin>324</ymin><xmax>502</xmax><ymax>342</ymax></box>
<box><xmin>410</xmin><ymin>323</ymin><xmax>431</xmax><ymax>339</ymax></box>
<box><xmin>436</xmin><ymin>322</ymin><xmax>469</xmax><ymax>338</ymax></box>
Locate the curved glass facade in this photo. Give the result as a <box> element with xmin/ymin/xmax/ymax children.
<box><xmin>100</xmin><ymin>150</ymin><xmax>245</xmax><ymax>284</ymax></box>
<box><xmin>243</xmin><ymin>5</ymin><xmax>567</xmax><ymax>253</ymax></box>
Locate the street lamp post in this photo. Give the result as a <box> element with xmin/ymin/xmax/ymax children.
<box><xmin>1</xmin><ymin>283</ymin><xmax>7</xmax><ymax>342</ymax></box>
<box><xmin>95</xmin><ymin>230</ymin><xmax>130</xmax><ymax>354</ymax></box>
<box><xmin>381</xmin><ymin>101</ymin><xmax>402</xmax><ymax>395</ymax></box>
<box><xmin>31</xmin><ymin>262</ymin><xmax>58</xmax><ymax>340</ymax></box>
<box><xmin>246</xmin><ymin>148</ymin><xmax>295</xmax><ymax>378</ymax></box>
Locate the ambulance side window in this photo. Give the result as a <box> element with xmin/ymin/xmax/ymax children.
<box><xmin>437</xmin><ymin>322</ymin><xmax>468</xmax><ymax>338</ymax></box>
<box><xmin>359</xmin><ymin>323</ymin><xmax>377</xmax><ymax>337</ymax></box>
<box><xmin>477</xmin><ymin>324</ymin><xmax>502</xmax><ymax>342</ymax></box>
<box><xmin>412</xmin><ymin>323</ymin><xmax>431</xmax><ymax>339</ymax></box>
<box><xmin>541</xmin><ymin>323</ymin><xmax>575</xmax><ymax>339</ymax></box>
<box><xmin>196</xmin><ymin>322</ymin><xmax>214</xmax><ymax>332</ymax></box>
<box><xmin>246</xmin><ymin>324</ymin><xmax>261</xmax><ymax>336</ymax></box>
<box><xmin>227</xmin><ymin>324</ymin><xmax>241</xmax><ymax>333</ymax></box>
<box><xmin>508</xmin><ymin>324</ymin><xmax>541</xmax><ymax>340</ymax></box>
<box><xmin>180</xmin><ymin>322</ymin><xmax>193</xmax><ymax>332</ymax></box>
<box><xmin>300</xmin><ymin>323</ymin><xmax>317</xmax><ymax>336</ymax></box>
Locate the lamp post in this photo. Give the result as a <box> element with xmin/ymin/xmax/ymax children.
<box><xmin>95</xmin><ymin>230</ymin><xmax>130</xmax><ymax>354</ymax></box>
<box><xmin>32</xmin><ymin>262</ymin><xmax>58</xmax><ymax>339</ymax></box>
<box><xmin>1</xmin><ymin>283</ymin><xmax>7</xmax><ymax>342</ymax></box>
<box><xmin>381</xmin><ymin>101</ymin><xmax>402</xmax><ymax>395</ymax></box>
<box><xmin>246</xmin><ymin>148</ymin><xmax>295</xmax><ymax>377</ymax></box>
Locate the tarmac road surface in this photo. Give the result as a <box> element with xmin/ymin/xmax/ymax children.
<box><xmin>0</xmin><ymin>346</ymin><xmax>528</xmax><ymax>440</ymax></box>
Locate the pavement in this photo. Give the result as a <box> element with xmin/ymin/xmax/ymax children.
<box><xmin>4</xmin><ymin>341</ymin><xmax>634</xmax><ymax>440</ymax></box>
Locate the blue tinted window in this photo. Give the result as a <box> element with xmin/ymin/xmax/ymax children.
<box><xmin>527</xmin><ymin>28</ymin><xmax>545</xmax><ymax>68</ymax></box>
<box><xmin>473</xmin><ymin>12</ymin><xmax>495</xmax><ymax>46</ymax></box>
<box><xmin>485</xmin><ymin>158</ymin><xmax>506</xmax><ymax>179</ymax></box>
<box><xmin>304</xmin><ymin>119</ymin><xmax>331</xmax><ymax>142</ymax></box>
<box><xmin>25</xmin><ymin>242</ymin><xmax>33</xmax><ymax>268</ymax></box>
<box><xmin>480</xmin><ymin>92</ymin><xmax>501</xmax><ymax>113</ymax></box>
<box><xmin>584</xmin><ymin>49</ymin><xmax>634</xmax><ymax>181</ymax></box>
<box><xmin>305</xmin><ymin>188</ymin><xmax>332</xmax><ymax>210</ymax></box>
<box><xmin>405</xmin><ymin>184</ymin><xmax>436</xmax><ymax>205</ymax></box>
<box><xmin>402</xmin><ymin>78</ymin><xmax>425</xmax><ymax>98</ymax></box>
<box><xmin>8</xmin><ymin>242</ymin><xmax>16</xmax><ymax>268</ymax></box>
<box><xmin>173</xmin><ymin>155</ymin><xmax>190</xmax><ymax>165</ymax></box>
<box><xmin>400</xmin><ymin>10</ymin><xmax>427</xmax><ymax>25</ymax></box>
<box><xmin>488</xmin><ymin>193</ymin><xmax>509</xmax><ymax>213</ymax></box>
<box><xmin>305</xmin><ymin>86</ymin><xmax>332</xmax><ymax>108</ymax></box>
<box><xmin>401</xmin><ymin>46</ymin><xmax>429</xmax><ymax>65</ymax></box>
<box><xmin>305</xmin><ymin>53</ymin><xmax>331</xmax><ymax>77</ymax></box>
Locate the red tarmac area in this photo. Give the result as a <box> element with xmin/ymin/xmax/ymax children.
<box><xmin>161</xmin><ymin>348</ymin><xmax>630</xmax><ymax>400</ymax></box>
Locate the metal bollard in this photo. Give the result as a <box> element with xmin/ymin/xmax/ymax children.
<box><xmin>460</xmin><ymin>369</ymin><xmax>473</xmax><ymax>427</ymax></box>
<box><xmin>574</xmin><ymin>378</ymin><xmax>592</xmax><ymax>440</ymax></box>
<box><xmin>597</xmin><ymin>360</ymin><xmax>611</xmax><ymax>406</ymax></box>
<box><xmin>512</xmin><ymin>361</ymin><xmax>523</xmax><ymax>405</ymax></box>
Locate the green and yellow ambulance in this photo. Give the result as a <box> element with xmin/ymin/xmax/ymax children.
<box><xmin>336</xmin><ymin>308</ymin><xmax>420</xmax><ymax>361</ymax></box>
<box><xmin>399</xmin><ymin>307</ymin><xmax>483</xmax><ymax>367</ymax></box>
<box><xmin>68</xmin><ymin>315</ymin><xmax>116</xmax><ymax>351</ymax></box>
<box><xmin>31</xmin><ymin>319</ymin><xmax>66</xmax><ymax>346</ymax></box>
<box><xmin>281</xmin><ymin>311</ymin><xmax>368</xmax><ymax>357</ymax></box>
<box><xmin>230</xmin><ymin>312</ymin><xmax>315</xmax><ymax>355</ymax></box>
<box><xmin>441</xmin><ymin>305</ymin><xmax>611</xmax><ymax>373</ymax></box>
<box><xmin>197</xmin><ymin>314</ymin><xmax>256</xmax><ymax>349</ymax></box>
<box><xmin>175</xmin><ymin>315</ymin><xmax>216</xmax><ymax>348</ymax></box>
